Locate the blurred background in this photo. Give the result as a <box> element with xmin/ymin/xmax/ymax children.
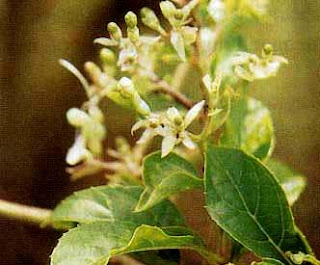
<box><xmin>0</xmin><ymin>0</ymin><xmax>319</xmax><ymax>264</ymax></box>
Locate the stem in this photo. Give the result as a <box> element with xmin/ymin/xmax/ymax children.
<box><xmin>304</xmin><ymin>255</ymin><xmax>320</xmax><ymax>265</ymax></box>
<box><xmin>0</xmin><ymin>199</ymin><xmax>52</xmax><ymax>226</ymax></box>
<box><xmin>196</xmin><ymin>248</ymin><xmax>223</xmax><ymax>265</ymax></box>
<box><xmin>147</xmin><ymin>70</ymin><xmax>194</xmax><ymax>109</ymax></box>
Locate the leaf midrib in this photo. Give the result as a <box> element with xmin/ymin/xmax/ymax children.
<box><xmin>212</xmin><ymin>153</ymin><xmax>292</xmax><ymax>264</ymax></box>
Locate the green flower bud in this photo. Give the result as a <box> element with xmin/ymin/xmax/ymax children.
<box><xmin>118</xmin><ymin>77</ymin><xmax>136</xmax><ymax>98</ymax></box>
<box><xmin>160</xmin><ymin>1</ymin><xmax>177</xmax><ymax>20</ymax></box>
<box><xmin>100</xmin><ymin>48</ymin><xmax>116</xmax><ymax>65</ymax></box>
<box><xmin>84</xmin><ymin>61</ymin><xmax>101</xmax><ymax>83</ymax></box>
<box><xmin>125</xmin><ymin>11</ymin><xmax>138</xmax><ymax>28</ymax></box>
<box><xmin>107</xmin><ymin>22</ymin><xmax>122</xmax><ymax>41</ymax></box>
<box><xmin>141</xmin><ymin>7</ymin><xmax>166</xmax><ymax>35</ymax></box>
<box><xmin>127</xmin><ymin>27</ymin><xmax>140</xmax><ymax>44</ymax></box>
<box><xmin>88</xmin><ymin>105</ymin><xmax>104</xmax><ymax>123</ymax></box>
<box><xmin>263</xmin><ymin>43</ymin><xmax>273</xmax><ymax>57</ymax></box>
<box><xmin>133</xmin><ymin>93</ymin><xmax>151</xmax><ymax>116</ymax></box>
<box><xmin>67</xmin><ymin>108</ymin><xmax>91</xmax><ymax>127</ymax></box>
<box><xmin>174</xmin><ymin>9</ymin><xmax>183</xmax><ymax>20</ymax></box>
<box><xmin>289</xmin><ymin>252</ymin><xmax>305</xmax><ymax>265</ymax></box>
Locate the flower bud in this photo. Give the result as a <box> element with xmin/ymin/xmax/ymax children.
<box><xmin>160</xmin><ymin>1</ymin><xmax>177</xmax><ymax>20</ymax></box>
<box><xmin>133</xmin><ymin>93</ymin><xmax>151</xmax><ymax>116</ymax></box>
<box><xmin>100</xmin><ymin>48</ymin><xmax>116</xmax><ymax>65</ymax></box>
<box><xmin>127</xmin><ymin>27</ymin><xmax>140</xmax><ymax>44</ymax></box>
<box><xmin>174</xmin><ymin>10</ymin><xmax>183</xmax><ymax>20</ymax></box>
<box><xmin>88</xmin><ymin>105</ymin><xmax>104</xmax><ymax>123</ymax></box>
<box><xmin>108</xmin><ymin>22</ymin><xmax>122</xmax><ymax>41</ymax></box>
<box><xmin>84</xmin><ymin>61</ymin><xmax>101</xmax><ymax>84</ymax></box>
<box><xmin>263</xmin><ymin>44</ymin><xmax>273</xmax><ymax>57</ymax></box>
<box><xmin>289</xmin><ymin>252</ymin><xmax>304</xmax><ymax>265</ymax></box>
<box><xmin>140</xmin><ymin>8</ymin><xmax>166</xmax><ymax>35</ymax></box>
<box><xmin>118</xmin><ymin>77</ymin><xmax>136</xmax><ymax>98</ymax></box>
<box><xmin>67</xmin><ymin>108</ymin><xmax>91</xmax><ymax>127</ymax></box>
<box><xmin>125</xmin><ymin>11</ymin><xmax>138</xmax><ymax>28</ymax></box>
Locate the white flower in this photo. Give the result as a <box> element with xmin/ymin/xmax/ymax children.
<box><xmin>131</xmin><ymin>113</ymin><xmax>166</xmax><ymax>144</ymax></box>
<box><xmin>161</xmin><ymin>100</ymin><xmax>205</xmax><ymax>157</ymax></box>
<box><xmin>66</xmin><ymin>107</ymin><xmax>106</xmax><ymax>156</ymax></box>
<box><xmin>132</xmin><ymin>100</ymin><xmax>205</xmax><ymax>157</ymax></box>
<box><xmin>232</xmin><ymin>46</ymin><xmax>288</xmax><ymax>82</ymax></box>
<box><xmin>66</xmin><ymin>135</ymin><xmax>93</xmax><ymax>166</ymax></box>
<box><xmin>208</xmin><ymin>0</ymin><xmax>226</xmax><ymax>22</ymax></box>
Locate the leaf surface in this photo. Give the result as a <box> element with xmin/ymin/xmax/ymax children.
<box><xmin>220</xmin><ymin>97</ymin><xmax>274</xmax><ymax>160</ymax></box>
<box><xmin>205</xmin><ymin>146</ymin><xmax>310</xmax><ymax>263</ymax></box>
<box><xmin>51</xmin><ymin>223</ymin><xmax>213</xmax><ymax>265</ymax></box>
<box><xmin>135</xmin><ymin>152</ymin><xmax>202</xmax><ymax>212</ymax></box>
<box><xmin>51</xmin><ymin>186</ymin><xmax>184</xmax><ymax>228</ymax></box>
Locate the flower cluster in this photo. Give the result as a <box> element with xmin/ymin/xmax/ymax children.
<box><xmin>59</xmin><ymin>0</ymin><xmax>288</xmax><ymax>184</ymax></box>
<box><xmin>232</xmin><ymin>44</ymin><xmax>288</xmax><ymax>82</ymax></box>
<box><xmin>207</xmin><ymin>0</ymin><xmax>269</xmax><ymax>22</ymax></box>
<box><xmin>132</xmin><ymin>100</ymin><xmax>205</xmax><ymax>157</ymax></box>
<box><xmin>66</xmin><ymin>106</ymin><xmax>106</xmax><ymax>166</ymax></box>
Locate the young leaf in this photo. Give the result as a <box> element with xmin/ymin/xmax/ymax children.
<box><xmin>135</xmin><ymin>151</ymin><xmax>202</xmax><ymax>212</ymax></box>
<box><xmin>50</xmin><ymin>186</ymin><xmax>184</xmax><ymax>228</ymax></box>
<box><xmin>51</xmin><ymin>223</ymin><xmax>218</xmax><ymax>265</ymax></box>
<box><xmin>266</xmin><ymin>159</ymin><xmax>306</xmax><ymax>205</ymax></box>
<box><xmin>204</xmin><ymin>146</ymin><xmax>311</xmax><ymax>264</ymax></box>
<box><xmin>220</xmin><ymin>97</ymin><xmax>274</xmax><ymax>160</ymax></box>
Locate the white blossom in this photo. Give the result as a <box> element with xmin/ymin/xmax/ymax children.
<box><xmin>232</xmin><ymin>46</ymin><xmax>288</xmax><ymax>82</ymax></box>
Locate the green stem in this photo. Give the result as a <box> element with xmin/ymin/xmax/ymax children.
<box><xmin>304</xmin><ymin>255</ymin><xmax>320</xmax><ymax>265</ymax></box>
<box><xmin>196</xmin><ymin>248</ymin><xmax>223</xmax><ymax>265</ymax></box>
<box><xmin>0</xmin><ymin>199</ymin><xmax>52</xmax><ymax>226</ymax></box>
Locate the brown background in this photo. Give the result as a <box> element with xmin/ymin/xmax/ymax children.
<box><xmin>0</xmin><ymin>1</ymin><xmax>319</xmax><ymax>264</ymax></box>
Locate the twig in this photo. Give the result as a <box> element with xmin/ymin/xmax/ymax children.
<box><xmin>147</xmin><ymin>71</ymin><xmax>194</xmax><ymax>109</ymax></box>
<box><xmin>0</xmin><ymin>199</ymin><xmax>52</xmax><ymax>226</ymax></box>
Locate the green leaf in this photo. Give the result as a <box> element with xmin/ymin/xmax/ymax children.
<box><xmin>220</xmin><ymin>97</ymin><xmax>274</xmax><ymax>160</ymax></box>
<box><xmin>135</xmin><ymin>151</ymin><xmax>202</xmax><ymax>212</ymax></box>
<box><xmin>50</xmin><ymin>186</ymin><xmax>185</xmax><ymax>228</ymax></box>
<box><xmin>51</xmin><ymin>223</ymin><xmax>217</xmax><ymax>265</ymax></box>
<box><xmin>266</xmin><ymin>160</ymin><xmax>306</xmax><ymax>205</ymax></box>
<box><xmin>204</xmin><ymin>146</ymin><xmax>311</xmax><ymax>264</ymax></box>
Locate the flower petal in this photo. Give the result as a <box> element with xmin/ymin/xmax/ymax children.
<box><xmin>161</xmin><ymin>135</ymin><xmax>176</xmax><ymax>157</ymax></box>
<box><xmin>137</xmin><ymin>129</ymin><xmax>154</xmax><ymax>144</ymax></box>
<box><xmin>171</xmin><ymin>31</ymin><xmax>186</xmax><ymax>62</ymax></box>
<box><xmin>131</xmin><ymin>120</ymin><xmax>148</xmax><ymax>134</ymax></box>
<box><xmin>93</xmin><ymin>37</ymin><xmax>119</xmax><ymax>46</ymax></box>
<box><xmin>184</xmin><ymin>100</ymin><xmax>205</xmax><ymax>127</ymax></box>
<box><xmin>202</xmin><ymin>74</ymin><xmax>213</xmax><ymax>92</ymax></box>
<box><xmin>182</xmin><ymin>134</ymin><xmax>197</xmax><ymax>150</ymax></box>
<box><xmin>66</xmin><ymin>135</ymin><xmax>92</xmax><ymax>166</ymax></box>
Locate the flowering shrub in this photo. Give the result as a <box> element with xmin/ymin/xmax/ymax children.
<box><xmin>1</xmin><ymin>1</ymin><xmax>319</xmax><ymax>265</ymax></box>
